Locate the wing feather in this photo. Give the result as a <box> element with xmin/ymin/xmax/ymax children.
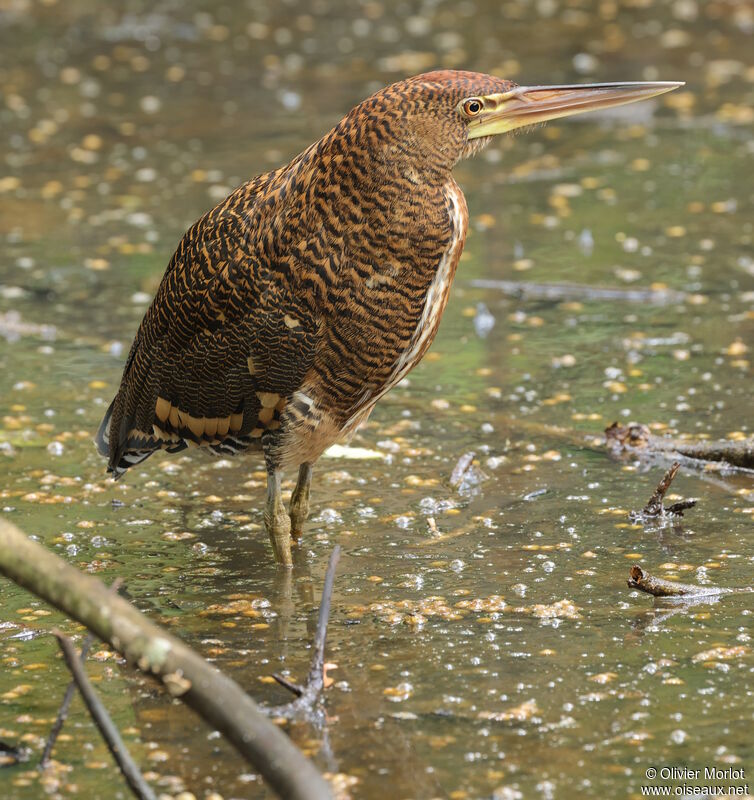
<box><xmin>100</xmin><ymin>180</ymin><xmax>319</xmax><ymax>474</ymax></box>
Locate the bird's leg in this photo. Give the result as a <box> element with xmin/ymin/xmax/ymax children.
<box><xmin>264</xmin><ymin>470</ymin><xmax>292</xmax><ymax>566</ymax></box>
<box><xmin>289</xmin><ymin>462</ymin><xmax>313</xmax><ymax>542</ymax></box>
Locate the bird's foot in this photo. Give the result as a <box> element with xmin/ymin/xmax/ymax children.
<box><xmin>289</xmin><ymin>492</ymin><xmax>310</xmax><ymax>542</ymax></box>
<box><xmin>289</xmin><ymin>512</ymin><xmax>308</xmax><ymax>542</ymax></box>
<box><xmin>289</xmin><ymin>463</ymin><xmax>313</xmax><ymax>543</ymax></box>
<box><xmin>265</xmin><ymin>469</ymin><xmax>293</xmax><ymax>566</ymax></box>
<box><xmin>265</xmin><ymin>506</ymin><xmax>292</xmax><ymax>566</ymax></box>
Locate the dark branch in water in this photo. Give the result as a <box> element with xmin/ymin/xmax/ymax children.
<box><xmin>627</xmin><ymin>565</ymin><xmax>753</xmax><ymax>598</ymax></box>
<box><xmin>272</xmin><ymin>673</ymin><xmax>305</xmax><ymax>697</ymax></box>
<box><xmin>606</xmin><ymin>422</ymin><xmax>754</xmax><ymax>472</ymax></box>
<box><xmin>53</xmin><ymin>630</ymin><xmax>156</xmax><ymax>800</ymax></box>
<box><xmin>469</xmin><ymin>279</ymin><xmax>687</xmax><ymax>305</ymax></box>
<box><xmin>40</xmin><ymin>632</ymin><xmax>94</xmax><ymax>768</ymax></box>
<box><xmin>629</xmin><ymin>462</ymin><xmax>696</xmax><ymax>521</ymax></box>
<box><xmin>267</xmin><ymin>546</ymin><xmax>341</xmax><ymax>720</ymax></box>
<box><xmin>0</xmin><ymin>519</ymin><xmax>331</xmax><ymax>800</ymax></box>
<box><xmin>41</xmin><ymin>577</ymin><xmax>124</xmax><ymax>770</ymax></box>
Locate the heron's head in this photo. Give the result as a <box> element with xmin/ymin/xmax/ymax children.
<box><xmin>354</xmin><ymin>70</ymin><xmax>682</xmax><ymax>175</ymax></box>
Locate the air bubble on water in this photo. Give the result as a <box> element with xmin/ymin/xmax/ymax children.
<box><xmin>473</xmin><ymin>303</ymin><xmax>495</xmax><ymax>338</ymax></box>
<box><xmin>47</xmin><ymin>441</ymin><xmax>64</xmax><ymax>456</ymax></box>
<box><xmin>280</xmin><ymin>90</ymin><xmax>301</xmax><ymax>111</ymax></box>
<box><xmin>318</xmin><ymin>508</ymin><xmax>343</xmax><ymax>525</ymax></box>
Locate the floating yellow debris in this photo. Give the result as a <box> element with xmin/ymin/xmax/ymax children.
<box><xmin>477</xmin><ymin>699</ymin><xmax>539</xmax><ymax>723</ymax></box>
<box><xmin>522</xmin><ymin>599</ymin><xmax>581</xmax><ymax>621</ymax></box>
<box><xmin>692</xmin><ymin>646</ymin><xmax>750</xmax><ymax>664</ymax></box>
<box><xmin>590</xmin><ymin>672</ymin><xmax>618</xmax><ymax>684</ymax></box>
<box><xmin>1</xmin><ymin>684</ymin><xmax>33</xmax><ymax>700</ymax></box>
<box><xmin>475</xmin><ymin>213</ymin><xmax>496</xmax><ymax>230</ymax></box>
<box><xmin>542</xmin><ymin>393</ymin><xmax>571</xmax><ymax>406</ymax></box>
<box><xmin>726</xmin><ymin>339</ymin><xmax>748</xmax><ymax>357</ymax></box>
<box><xmin>199</xmin><ymin>598</ymin><xmax>268</xmax><ymax>617</ymax></box>
<box><xmin>383</xmin><ymin>682</ymin><xmax>413</xmax><ymax>702</ymax></box>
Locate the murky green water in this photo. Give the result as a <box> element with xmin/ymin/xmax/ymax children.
<box><xmin>1</xmin><ymin>1</ymin><xmax>752</xmax><ymax>798</ymax></box>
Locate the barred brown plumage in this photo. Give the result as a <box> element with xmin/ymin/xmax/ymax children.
<box><xmin>96</xmin><ymin>70</ymin><xmax>682</xmax><ymax>564</ymax></box>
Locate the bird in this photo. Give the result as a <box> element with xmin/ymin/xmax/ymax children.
<box><xmin>96</xmin><ymin>70</ymin><xmax>681</xmax><ymax>565</ymax></box>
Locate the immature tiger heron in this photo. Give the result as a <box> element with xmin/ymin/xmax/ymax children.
<box><xmin>96</xmin><ymin>71</ymin><xmax>681</xmax><ymax>565</ymax></box>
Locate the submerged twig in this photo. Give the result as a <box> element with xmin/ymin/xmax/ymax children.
<box><xmin>627</xmin><ymin>565</ymin><xmax>753</xmax><ymax>598</ymax></box>
<box><xmin>53</xmin><ymin>630</ymin><xmax>157</xmax><ymax>800</ymax></box>
<box><xmin>493</xmin><ymin>413</ymin><xmax>603</xmax><ymax>451</ymax></box>
<box><xmin>468</xmin><ymin>279</ymin><xmax>687</xmax><ymax>306</ymax></box>
<box><xmin>606</xmin><ymin>422</ymin><xmax>754</xmax><ymax>472</ymax></box>
<box><xmin>268</xmin><ymin>546</ymin><xmax>341</xmax><ymax>719</ymax></box>
<box><xmin>629</xmin><ymin>462</ymin><xmax>696</xmax><ymax>521</ymax></box>
<box><xmin>272</xmin><ymin>673</ymin><xmax>304</xmax><ymax>697</ymax></box>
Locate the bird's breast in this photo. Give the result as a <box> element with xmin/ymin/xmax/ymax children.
<box><xmin>340</xmin><ymin>178</ymin><xmax>468</xmax><ymax>427</ymax></box>
<box><xmin>389</xmin><ymin>180</ymin><xmax>468</xmax><ymax>380</ymax></box>
<box><xmin>277</xmin><ymin>178</ymin><xmax>468</xmax><ymax>465</ymax></box>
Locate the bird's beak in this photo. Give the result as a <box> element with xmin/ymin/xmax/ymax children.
<box><xmin>466</xmin><ymin>81</ymin><xmax>684</xmax><ymax>139</ymax></box>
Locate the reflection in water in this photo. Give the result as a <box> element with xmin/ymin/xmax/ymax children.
<box><xmin>627</xmin><ymin>594</ymin><xmax>723</xmax><ymax>638</ymax></box>
<box><xmin>0</xmin><ymin>0</ymin><xmax>752</xmax><ymax>798</ymax></box>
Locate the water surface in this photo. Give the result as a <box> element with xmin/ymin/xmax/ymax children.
<box><xmin>1</xmin><ymin>1</ymin><xmax>752</xmax><ymax>798</ymax></box>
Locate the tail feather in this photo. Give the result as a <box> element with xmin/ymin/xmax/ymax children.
<box><xmin>94</xmin><ymin>396</ymin><xmax>186</xmax><ymax>479</ymax></box>
<box><xmin>94</xmin><ymin>397</ymin><xmax>135</xmax><ymax>479</ymax></box>
<box><xmin>110</xmin><ymin>448</ymin><xmax>155</xmax><ymax>479</ymax></box>
<box><xmin>94</xmin><ymin>399</ymin><xmax>115</xmax><ymax>459</ymax></box>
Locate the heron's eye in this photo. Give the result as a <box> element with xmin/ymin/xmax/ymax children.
<box><xmin>462</xmin><ymin>98</ymin><xmax>483</xmax><ymax>117</ymax></box>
